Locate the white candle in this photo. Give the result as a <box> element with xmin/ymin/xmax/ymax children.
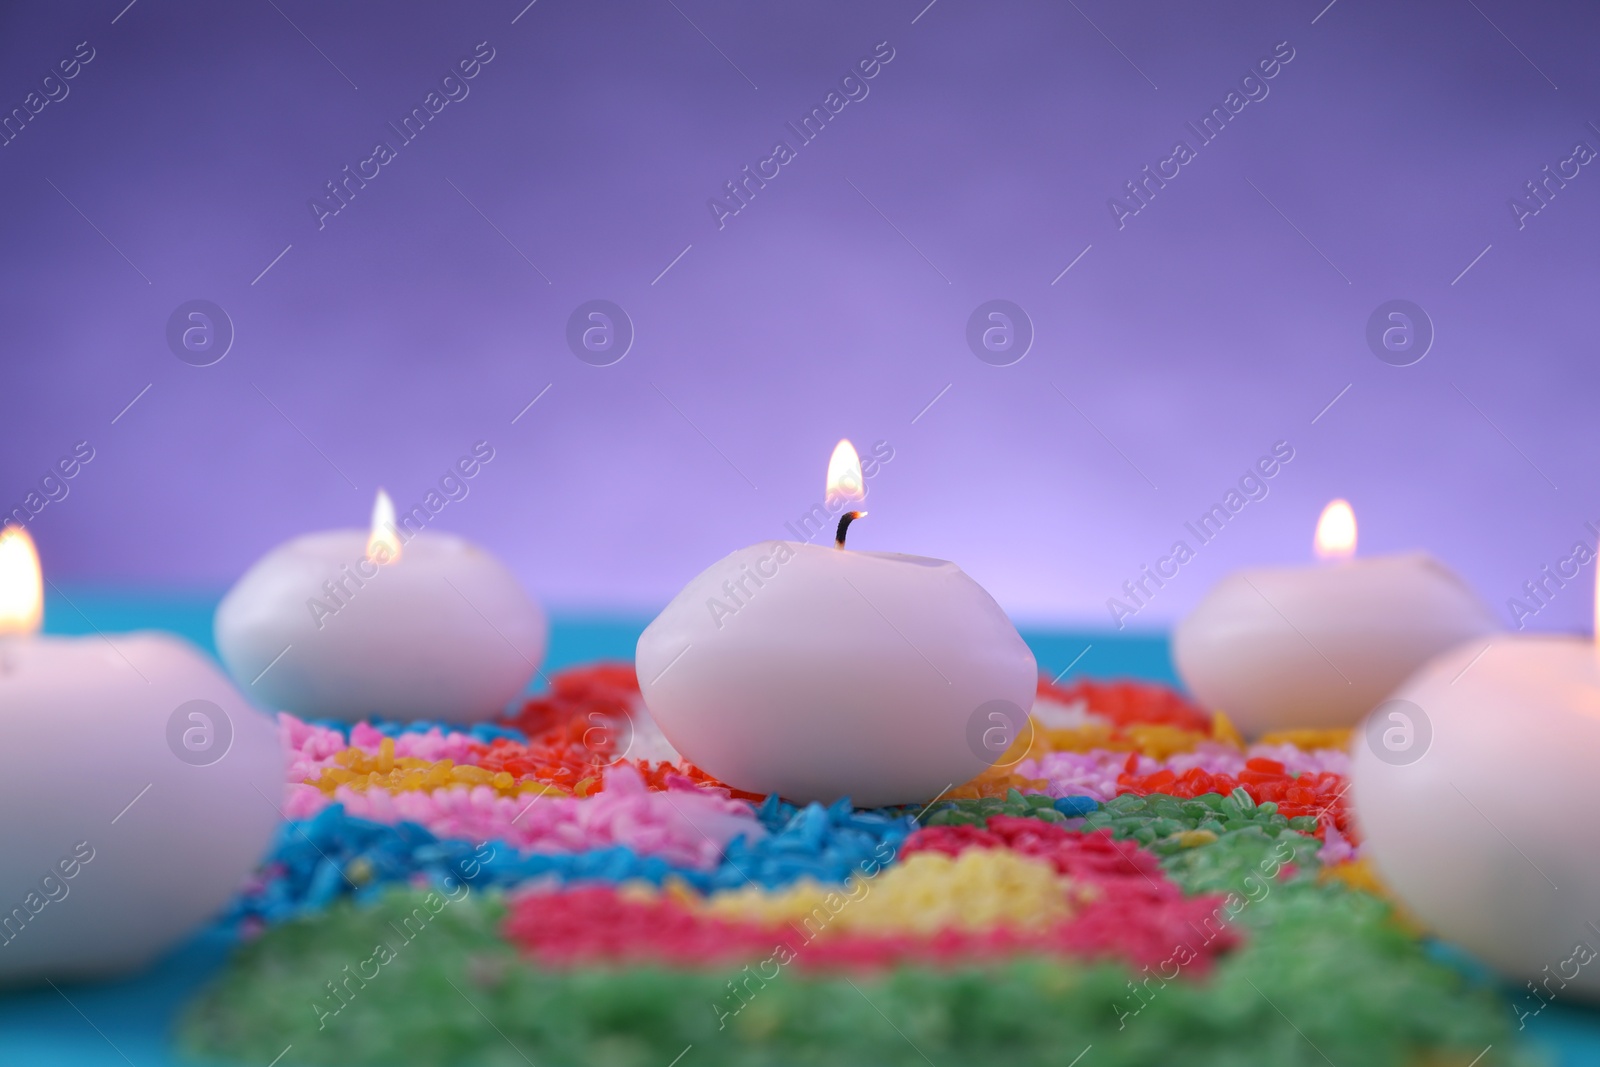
<box><xmin>1173</xmin><ymin>500</ymin><xmax>1499</xmax><ymax>735</ymax></box>
<box><xmin>1351</xmin><ymin>629</ymin><xmax>1600</xmax><ymax>1001</ymax></box>
<box><xmin>636</xmin><ymin>441</ymin><xmax>1036</xmax><ymax>807</ymax></box>
<box><xmin>216</xmin><ymin>490</ymin><xmax>546</xmax><ymax>723</ymax></box>
<box><xmin>0</xmin><ymin>527</ymin><xmax>282</xmax><ymax>982</ymax></box>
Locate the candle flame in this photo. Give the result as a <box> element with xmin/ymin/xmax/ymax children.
<box><xmin>368</xmin><ymin>489</ymin><xmax>402</xmax><ymax>564</ymax></box>
<box><xmin>1314</xmin><ymin>499</ymin><xmax>1357</xmax><ymax>561</ymax></box>
<box><xmin>0</xmin><ymin>526</ymin><xmax>44</xmax><ymax>635</ymax></box>
<box><xmin>825</xmin><ymin>439</ymin><xmax>866</xmax><ymax>508</ymax></box>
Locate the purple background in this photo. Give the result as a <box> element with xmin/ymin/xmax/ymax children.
<box><xmin>2</xmin><ymin>0</ymin><xmax>1597</xmax><ymax>632</ymax></box>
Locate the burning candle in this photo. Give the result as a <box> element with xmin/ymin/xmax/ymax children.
<box><xmin>1351</xmin><ymin>566</ymin><xmax>1600</xmax><ymax>1002</ymax></box>
<box><xmin>1173</xmin><ymin>500</ymin><xmax>1499</xmax><ymax>736</ymax></box>
<box><xmin>0</xmin><ymin>527</ymin><xmax>282</xmax><ymax>982</ymax></box>
<box><xmin>215</xmin><ymin>489</ymin><xmax>546</xmax><ymax>722</ymax></box>
<box><xmin>635</xmin><ymin>440</ymin><xmax>1037</xmax><ymax>807</ymax></box>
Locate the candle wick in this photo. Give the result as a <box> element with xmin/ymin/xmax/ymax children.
<box><xmin>834</xmin><ymin>511</ymin><xmax>867</xmax><ymax>549</ymax></box>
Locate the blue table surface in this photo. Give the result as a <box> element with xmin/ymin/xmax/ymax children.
<box><xmin>7</xmin><ymin>590</ymin><xmax>1595</xmax><ymax>1066</ymax></box>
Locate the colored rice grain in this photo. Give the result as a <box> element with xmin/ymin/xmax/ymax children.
<box><xmin>702</xmin><ymin>848</ymin><xmax>1082</xmax><ymax>936</ymax></box>
<box><xmin>1117</xmin><ymin>756</ymin><xmax>1354</xmax><ymax>838</ymax></box>
<box><xmin>182</xmin><ymin>665</ymin><xmax>1530</xmax><ymax>1067</ymax></box>
<box><xmin>283</xmin><ymin>764</ymin><xmax>760</xmax><ymax>862</ymax></box>
<box><xmin>183</xmin><ymin>881</ymin><xmax>1534</xmax><ymax>1067</ymax></box>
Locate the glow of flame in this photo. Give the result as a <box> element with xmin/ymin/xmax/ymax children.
<box><xmin>0</xmin><ymin>526</ymin><xmax>44</xmax><ymax>636</ymax></box>
<box><xmin>825</xmin><ymin>439</ymin><xmax>866</xmax><ymax>508</ymax></box>
<box><xmin>368</xmin><ymin>489</ymin><xmax>402</xmax><ymax>564</ymax></box>
<box><xmin>1314</xmin><ymin>499</ymin><xmax>1357</xmax><ymax>561</ymax></box>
